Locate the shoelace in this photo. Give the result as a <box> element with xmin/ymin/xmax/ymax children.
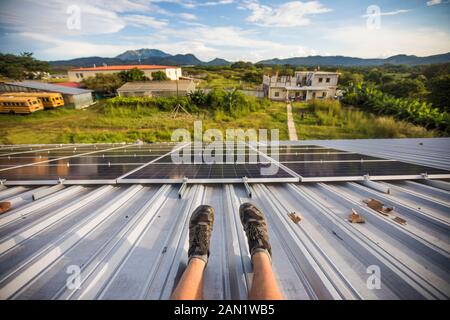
<box><xmin>246</xmin><ymin>222</ymin><xmax>265</xmax><ymax>242</ymax></box>
<box><xmin>192</xmin><ymin>224</ymin><xmax>209</xmax><ymax>252</ymax></box>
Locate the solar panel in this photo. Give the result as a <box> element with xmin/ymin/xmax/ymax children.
<box><xmin>120</xmin><ymin>163</ymin><xmax>295</xmax><ymax>182</ymax></box>
<box><xmin>0</xmin><ymin>143</ymin><xmax>182</xmax><ymax>183</ymax></box>
<box><xmin>261</xmin><ymin>144</ymin><xmax>450</xmax><ymax>181</ymax></box>
<box><xmin>0</xmin><ymin>163</ymin><xmax>139</xmax><ymax>182</ymax></box>
<box><xmin>0</xmin><ymin>143</ymin><xmax>449</xmax><ymax>184</ymax></box>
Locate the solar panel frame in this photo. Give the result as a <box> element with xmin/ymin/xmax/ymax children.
<box><xmin>0</xmin><ymin>143</ymin><xmax>179</xmax><ymax>184</ymax></box>
<box><xmin>1</xmin><ymin>142</ymin><xmax>449</xmax><ymax>185</ymax></box>
<box><xmin>256</xmin><ymin>143</ymin><xmax>450</xmax><ymax>182</ymax></box>
<box><xmin>117</xmin><ymin>142</ymin><xmax>299</xmax><ymax>183</ymax></box>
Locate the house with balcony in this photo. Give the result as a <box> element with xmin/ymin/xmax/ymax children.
<box><xmin>263</xmin><ymin>71</ymin><xmax>339</xmax><ymax>101</ymax></box>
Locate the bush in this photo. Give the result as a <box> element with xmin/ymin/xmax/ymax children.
<box><xmin>342</xmin><ymin>84</ymin><xmax>450</xmax><ymax>133</ymax></box>
<box><xmin>105</xmin><ymin>89</ymin><xmax>268</xmax><ymax>118</ymax></box>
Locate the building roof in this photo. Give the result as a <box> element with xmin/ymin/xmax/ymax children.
<box><xmin>0</xmin><ymin>138</ymin><xmax>448</xmax><ymax>300</ymax></box>
<box><xmin>4</xmin><ymin>81</ymin><xmax>93</xmax><ymax>95</ymax></box>
<box><xmin>284</xmin><ymin>86</ymin><xmax>336</xmax><ymax>91</ymax></box>
<box><xmin>295</xmin><ymin>71</ymin><xmax>340</xmax><ymax>75</ymax></box>
<box><xmin>71</xmin><ymin>65</ymin><xmax>178</xmax><ymax>72</ymax></box>
<box><xmin>53</xmin><ymin>82</ymin><xmax>82</xmax><ymax>88</ymax></box>
<box><xmin>117</xmin><ymin>80</ymin><xmax>195</xmax><ymax>92</ymax></box>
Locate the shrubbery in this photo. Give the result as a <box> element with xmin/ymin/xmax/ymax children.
<box><xmin>105</xmin><ymin>89</ymin><xmax>269</xmax><ymax>118</ymax></box>
<box><xmin>343</xmin><ymin>84</ymin><xmax>449</xmax><ymax>133</ymax></box>
<box><xmin>302</xmin><ymin>99</ymin><xmax>433</xmax><ymax>138</ymax></box>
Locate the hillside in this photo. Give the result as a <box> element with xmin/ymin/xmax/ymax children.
<box><xmin>258</xmin><ymin>52</ymin><xmax>450</xmax><ymax>66</ymax></box>
<box><xmin>50</xmin><ymin>49</ymin><xmax>231</xmax><ymax>68</ymax></box>
<box><xmin>48</xmin><ymin>49</ymin><xmax>450</xmax><ymax>68</ymax></box>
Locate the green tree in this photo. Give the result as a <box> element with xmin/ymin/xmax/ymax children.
<box><xmin>0</xmin><ymin>53</ymin><xmax>49</xmax><ymax>80</ymax></box>
<box><xmin>118</xmin><ymin>68</ymin><xmax>148</xmax><ymax>82</ymax></box>
<box><xmin>366</xmin><ymin>69</ymin><xmax>383</xmax><ymax>84</ymax></box>
<box><xmin>81</xmin><ymin>74</ymin><xmax>124</xmax><ymax>94</ymax></box>
<box><xmin>230</xmin><ymin>61</ymin><xmax>254</xmax><ymax>69</ymax></box>
<box><xmin>381</xmin><ymin>79</ymin><xmax>427</xmax><ymax>99</ymax></box>
<box><xmin>428</xmin><ymin>75</ymin><xmax>450</xmax><ymax>112</ymax></box>
<box><xmin>338</xmin><ymin>72</ymin><xmax>364</xmax><ymax>87</ymax></box>
<box><xmin>151</xmin><ymin>70</ymin><xmax>169</xmax><ymax>81</ymax></box>
<box><xmin>241</xmin><ymin>71</ymin><xmax>262</xmax><ymax>83</ymax></box>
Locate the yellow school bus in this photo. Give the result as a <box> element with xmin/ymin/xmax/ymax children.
<box><xmin>1</xmin><ymin>92</ymin><xmax>64</xmax><ymax>109</ymax></box>
<box><xmin>0</xmin><ymin>96</ymin><xmax>44</xmax><ymax>114</ymax></box>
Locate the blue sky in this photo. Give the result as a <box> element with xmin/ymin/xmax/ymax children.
<box><xmin>0</xmin><ymin>0</ymin><xmax>449</xmax><ymax>62</ymax></box>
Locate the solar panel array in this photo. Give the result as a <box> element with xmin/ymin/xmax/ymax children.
<box><xmin>0</xmin><ymin>143</ymin><xmax>449</xmax><ymax>184</ymax></box>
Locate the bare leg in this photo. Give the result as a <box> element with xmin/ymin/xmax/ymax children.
<box><xmin>249</xmin><ymin>252</ymin><xmax>283</xmax><ymax>300</ymax></box>
<box><xmin>171</xmin><ymin>258</ymin><xmax>206</xmax><ymax>300</ymax></box>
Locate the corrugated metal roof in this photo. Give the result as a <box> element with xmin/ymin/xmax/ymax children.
<box><xmin>71</xmin><ymin>65</ymin><xmax>177</xmax><ymax>71</ymax></box>
<box><xmin>4</xmin><ymin>81</ymin><xmax>93</xmax><ymax>95</ymax></box>
<box><xmin>0</xmin><ymin>138</ymin><xmax>449</xmax><ymax>300</ymax></box>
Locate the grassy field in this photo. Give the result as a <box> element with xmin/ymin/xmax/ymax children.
<box><xmin>0</xmin><ymin>100</ymin><xmax>289</xmax><ymax>144</ymax></box>
<box><xmin>0</xmin><ymin>98</ymin><xmax>437</xmax><ymax>144</ymax></box>
<box><xmin>292</xmin><ymin>100</ymin><xmax>436</xmax><ymax>139</ymax></box>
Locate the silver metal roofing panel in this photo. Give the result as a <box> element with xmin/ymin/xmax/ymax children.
<box><xmin>5</xmin><ymin>81</ymin><xmax>93</xmax><ymax>95</ymax></box>
<box><xmin>0</xmin><ymin>138</ymin><xmax>448</xmax><ymax>300</ymax></box>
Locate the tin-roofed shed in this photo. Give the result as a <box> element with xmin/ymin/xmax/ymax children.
<box><xmin>0</xmin><ymin>81</ymin><xmax>94</xmax><ymax>109</ymax></box>
<box><xmin>0</xmin><ymin>138</ymin><xmax>448</xmax><ymax>300</ymax></box>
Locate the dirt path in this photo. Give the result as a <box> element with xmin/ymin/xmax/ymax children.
<box><xmin>286</xmin><ymin>103</ymin><xmax>298</xmax><ymax>141</ymax></box>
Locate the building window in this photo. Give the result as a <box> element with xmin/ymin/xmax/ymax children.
<box><xmin>75</xmin><ymin>73</ymin><xmax>79</xmax><ymax>78</ymax></box>
<box><xmin>274</xmin><ymin>91</ymin><xmax>280</xmax><ymax>97</ymax></box>
<box><xmin>80</xmin><ymin>73</ymin><xmax>84</xmax><ymax>78</ymax></box>
<box><xmin>318</xmin><ymin>78</ymin><xmax>323</xmax><ymax>83</ymax></box>
<box><xmin>326</xmin><ymin>78</ymin><xmax>330</xmax><ymax>83</ymax></box>
<box><xmin>322</xmin><ymin>92</ymin><xmax>327</xmax><ymax>97</ymax></box>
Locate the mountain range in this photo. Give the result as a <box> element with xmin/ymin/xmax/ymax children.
<box><xmin>258</xmin><ymin>52</ymin><xmax>450</xmax><ymax>66</ymax></box>
<box><xmin>49</xmin><ymin>48</ymin><xmax>450</xmax><ymax>68</ymax></box>
<box><xmin>50</xmin><ymin>48</ymin><xmax>231</xmax><ymax>68</ymax></box>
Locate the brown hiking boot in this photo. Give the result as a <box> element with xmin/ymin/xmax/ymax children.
<box><xmin>239</xmin><ymin>202</ymin><xmax>272</xmax><ymax>261</ymax></box>
<box><xmin>188</xmin><ymin>205</ymin><xmax>214</xmax><ymax>264</ymax></box>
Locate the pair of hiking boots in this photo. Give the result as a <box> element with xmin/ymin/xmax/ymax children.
<box><xmin>188</xmin><ymin>203</ymin><xmax>272</xmax><ymax>264</ymax></box>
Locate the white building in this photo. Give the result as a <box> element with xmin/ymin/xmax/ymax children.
<box><xmin>263</xmin><ymin>71</ymin><xmax>339</xmax><ymax>101</ymax></box>
<box><xmin>68</xmin><ymin>65</ymin><xmax>182</xmax><ymax>82</ymax></box>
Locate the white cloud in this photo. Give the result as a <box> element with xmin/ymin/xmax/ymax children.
<box><xmin>202</xmin><ymin>0</ymin><xmax>234</xmax><ymax>6</ymax></box>
<box><xmin>15</xmin><ymin>24</ymin><xmax>319</xmax><ymax>62</ymax></box>
<box><xmin>427</xmin><ymin>0</ymin><xmax>442</xmax><ymax>6</ymax></box>
<box><xmin>154</xmin><ymin>0</ymin><xmax>234</xmax><ymax>9</ymax></box>
<box><xmin>178</xmin><ymin>13</ymin><xmax>198</xmax><ymax>21</ymax></box>
<box><xmin>124</xmin><ymin>15</ymin><xmax>168</xmax><ymax>29</ymax></box>
<box><xmin>18</xmin><ymin>32</ymin><xmax>137</xmax><ymax>59</ymax></box>
<box><xmin>0</xmin><ymin>0</ymin><xmax>168</xmax><ymax>35</ymax></box>
<box><xmin>243</xmin><ymin>0</ymin><xmax>332</xmax><ymax>27</ymax></box>
<box><xmin>155</xmin><ymin>25</ymin><xmax>318</xmax><ymax>61</ymax></box>
<box><xmin>322</xmin><ymin>25</ymin><xmax>450</xmax><ymax>58</ymax></box>
<box><xmin>362</xmin><ymin>9</ymin><xmax>412</xmax><ymax>17</ymax></box>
